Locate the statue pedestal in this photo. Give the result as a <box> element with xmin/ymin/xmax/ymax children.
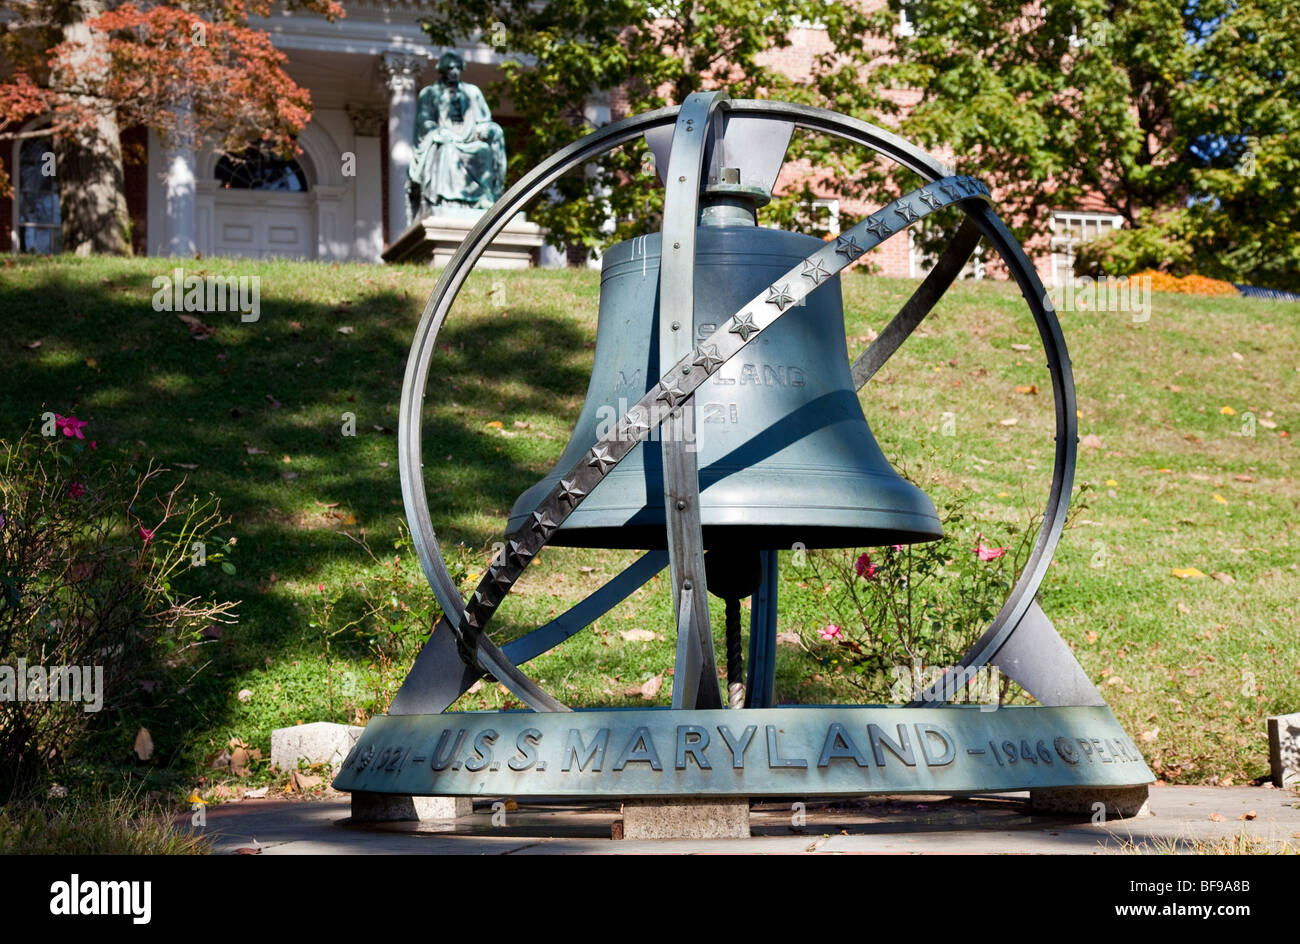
<box><xmin>382</xmin><ymin>212</ymin><xmax>545</xmax><ymax>269</ymax></box>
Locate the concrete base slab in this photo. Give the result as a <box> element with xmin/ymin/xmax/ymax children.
<box><xmin>383</xmin><ymin>213</ymin><xmax>544</xmax><ymax>268</ymax></box>
<box><xmin>619</xmin><ymin>797</ymin><xmax>750</xmax><ymax>840</ymax></box>
<box><xmin>1030</xmin><ymin>784</ymin><xmax>1151</xmax><ymax>819</ymax></box>
<box><xmin>271</xmin><ymin>722</ymin><xmax>364</xmax><ymax>772</ymax></box>
<box><xmin>1267</xmin><ymin>712</ymin><xmax>1300</xmax><ymax>787</ymax></box>
<box><xmin>350</xmin><ymin>792</ymin><xmax>472</xmax><ymax>823</ymax></box>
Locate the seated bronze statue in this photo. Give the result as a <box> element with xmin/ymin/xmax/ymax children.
<box><xmin>408</xmin><ymin>50</ymin><xmax>506</xmax><ymax>217</ymax></box>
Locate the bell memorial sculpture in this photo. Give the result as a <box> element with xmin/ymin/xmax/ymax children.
<box><xmin>408</xmin><ymin>50</ymin><xmax>506</xmax><ymax>219</ymax></box>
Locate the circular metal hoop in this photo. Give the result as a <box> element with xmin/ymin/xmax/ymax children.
<box><xmin>398</xmin><ymin>100</ymin><xmax>1076</xmax><ymax>710</ymax></box>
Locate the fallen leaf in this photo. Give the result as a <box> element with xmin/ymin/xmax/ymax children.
<box><xmin>1212</xmin><ymin>493</ymin><xmax>1227</xmax><ymax>504</ymax></box>
<box><xmin>1014</xmin><ymin>384</ymin><xmax>1038</xmax><ymax>395</ymax></box>
<box><xmin>1085</xmin><ymin>631</ymin><xmax>1099</xmax><ymax>644</ymax></box>
<box><xmin>265</xmin><ymin>394</ymin><xmax>282</xmax><ymax>409</ymax></box>
<box><xmin>1139</xmin><ymin>728</ymin><xmax>1159</xmax><ymax>743</ymax></box>
<box><xmin>1234</xmin><ymin>474</ymin><xmax>1255</xmax><ymax>482</ymax></box>
<box><xmin>244</xmin><ymin>786</ymin><xmax>269</xmax><ymax>799</ymax></box>
<box><xmin>133</xmin><ymin>727</ymin><xmax>154</xmax><ymax>761</ymax></box>
<box><xmin>291</xmin><ymin>770</ymin><xmax>322</xmax><ymax>792</ymax></box>
<box><xmin>639</xmin><ymin>673</ymin><xmax>663</xmax><ymax>699</ymax></box>
<box><xmin>289</xmin><ymin>321</ymin><xmax>304</xmax><ymax>331</ymax></box>
<box><xmin>1208</xmin><ymin>811</ymin><xmax>1226</xmax><ymax>822</ymax></box>
<box><xmin>485</xmin><ymin>420</ymin><xmax>504</xmax><ymax>429</ymax></box>
<box><xmin>1219</xmin><ymin>405</ymin><xmax>1236</xmax><ymax>415</ymax></box>
<box><xmin>1106</xmin><ymin>479</ymin><xmax>1118</xmax><ymax>487</ymax></box>
<box><xmin>1177</xmin><ymin>603</ymin><xmax>1190</xmax><ymax>614</ymax></box>
<box><xmin>1171</xmin><ymin>567</ymin><xmax>1207</xmax><ymax>579</ymax></box>
<box><xmin>237</xmin><ymin>688</ymin><xmax>254</xmax><ymax>703</ymax></box>
<box><xmin>1238</xmin><ymin>810</ymin><xmax>1257</xmax><ymax>821</ymax></box>
<box><xmin>776</xmin><ymin>632</ymin><xmax>802</xmax><ymax>646</ymax></box>
<box><xmin>177</xmin><ymin>313</ymin><xmax>214</xmax><ymax>337</ymax></box>
<box><xmin>620</xmin><ymin>629</ymin><xmax>657</xmax><ymax>642</ymax></box>
<box><xmin>1230</xmin><ymin>352</ymin><xmax>1244</xmax><ymax>362</ymax></box>
<box><xmin>999</xmin><ymin>418</ymin><xmax>1018</xmax><ymax>426</ymax></box>
<box><xmin>84</xmin><ymin>357</ymin><xmax>98</xmax><ymax>369</ymax></box>
<box><xmin>26</xmin><ymin>339</ymin><xmax>42</xmax><ymax>349</ymax></box>
<box><xmin>467</xmin><ymin>679</ymin><xmax>483</xmax><ymax>694</ymax></box>
<box><xmin>1010</xmin><ymin>342</ymin><xmax>1031</xmax><ymax>351</ymax></box>
<box><xmin>174</xmin><ymin>462</ymin><xmax>199</xmax><ymax>470</ymax></box>
<box><xmin>1105</xmin><ymin>675</ymin><xmax>1124</xmax><ymax>686</ymax></box>
<box><xmin>234</xmin><ymin>846</ymin><xmax>262</xmax><ymax>855</ymax></box>
<box><xmin>1080</xmin><ymin>433</ymin><xmax>1103</xmax><ymax>448</ymax></box>
<box><xmin>246</xmin><ymin>446</ymin><xmax>266</xmax><ymax>455</ymax></box>
<box><xmin>337</xmin><ymin>325</ymin><xmax>355</xmax><ymax>335</ymax></box>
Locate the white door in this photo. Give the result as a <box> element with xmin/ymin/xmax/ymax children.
<box><xmin>212</xmin><ymin>190</ymin><xmax>314</xmax><ymax>259</ymax></box>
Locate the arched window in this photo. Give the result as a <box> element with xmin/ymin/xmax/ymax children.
<box><xmin>215</xmin><ymin>147</ymin><xmax>309</xmax><ymax>192</ymax></box>
<box><xmin>17</xmin><ymin>136</ymin><xmax>61</xmax><ymax>253</ymax></box>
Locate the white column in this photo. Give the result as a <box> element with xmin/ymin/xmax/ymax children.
<box><xmin>345</xmin><ymin>104</ymin><xmax>385</xmax><ymax>262</ymax></box>
<box><xmin>164</xmin><ymin>102</ymin><xmax>197</xmax><ymax>256</ymax></box>
<box><xmin>379</xmin><ymin>52</ymin><xmax>426</xmax><ymax>243</ymax></box>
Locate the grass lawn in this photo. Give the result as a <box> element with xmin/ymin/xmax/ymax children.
<box><xmin>1</xmin><ymin>252</ymin><xmax>1297</xmax><ymax>792</ymax></box>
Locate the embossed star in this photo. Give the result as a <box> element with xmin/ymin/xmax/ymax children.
<box><xmin>588</xmin><ymin>444</ymin><xmax>617</xmax><ymax>473</ymax></box>
<box><xmin>557</xmin><ymin>478</ymin><xmax>586</xmax><ymax>506</ymax></box>
<box><xmin>918</xmin><ymin>189</ymin><xmax>942</xmax><ymax>210</ymax></box>
<box><xmin>531</xmin><ymin>509</ymin><xmax>557</xmax><ymax>537</ymax></box>
<box><xmin>894</xmin><ymin>200</ymin><xmax>920</xmax><ymax>224</ymax></box>
<box><xmin>491</xmin><ymin>565</ymin><xmax>514</xmax><ymax>589</ymax></box>
<box><xmin>864</xmin><ymin>216</ymin><xmax>891</xmax><ymax>240</ymax></box>
<box><xmin>461</xmin><ymin>607</ymin><xmax>481</xmax><ymax>631</ymax></box>
<box><xmin>940</xmin><ymin>181</ymin><xmax>962</xmax><ymax>201</ymax></box>
<box><xmin>800</xmin><ymin>257</ymin><xmax>830</xmax><ymax>286</ymax></box>
<box><xmin>506</xmin><ymin>539</ymin><xmax>532</xmax><ymax>566</ymax></box>
<box><xmin>835</xmin><ymin>234</ymin><xmax>864</xmax><ymax>259</ymax></box>
<box><xmin>766</xmin><ymin>282</ymin><xmax>796</xmax><ymax>311</ymax></box>
<box><xmin>729</xmin><ymin>311</ymin><xmax>760</xmax><ymax>341</ymax></box>
<box><xmin>621</xmin><ymin>408</ymin><xmax>649</xmax><ymax>437</ymax></box>
<box><xmin>692</xmin><ymin>344</ymin><xmax>724</xmax><ymax>373</ymax></box>
<box><xmin>657</xmin><ymin>379</ymin><xmax>688</xmax><ymax>408</ymax></box>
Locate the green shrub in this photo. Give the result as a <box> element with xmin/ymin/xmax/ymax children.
<box><xmin>1074</xmin><ymin>210</ymin><xmax>1196</xmax><ymax>279</ymax></box>
<box><xmin>0</xmin><ymin>423</ymin><xmax>238</xmax><ymax>797</ymax></box>
<box><xmin>800</xmin><ymin>491</ymin><xmax>1086</xmax><ymax>704</ymax></box>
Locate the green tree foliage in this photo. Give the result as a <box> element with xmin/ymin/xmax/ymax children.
<box><xmin>815</xmin><ymin>0</ymin><xmax>1300</xmax><ymax>289</ymax></box>
<box><xmin>416</xmin><ymin>0</ymin><xmax>827</xmax><ymax>257</ymax></box>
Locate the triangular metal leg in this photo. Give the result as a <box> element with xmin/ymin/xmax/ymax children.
<box><xmin>991</xmin><ymin>601</ymin><xmax>1104</xmax><ymax>707</ymax></box>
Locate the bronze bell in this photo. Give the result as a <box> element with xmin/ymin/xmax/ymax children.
<box><xmin>507</xmin><ymin>196</ymin><xmax>943</xmax><ymax>552</ymax></box>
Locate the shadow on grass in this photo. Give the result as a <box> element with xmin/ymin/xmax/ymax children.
<box><xmin>0</xmin><ymin>257</ymin><xmax>596</xmax><ymax>769</ymax></box>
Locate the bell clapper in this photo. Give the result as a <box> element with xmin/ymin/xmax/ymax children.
<box><xmin>704</xmin><ymin>549</ymin><xmax>764</xmax><ymax>709</ymax></box>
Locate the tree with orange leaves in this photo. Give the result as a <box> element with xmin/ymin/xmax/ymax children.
<box><xmin>0</xmin><ymin>1</ymin><xmax>343</xmax><ymax>255</ymax></box>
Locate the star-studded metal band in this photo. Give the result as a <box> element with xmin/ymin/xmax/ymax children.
<box><xmin>448</xmin><ymin>173</ymin><xmax>994</xmax><ymax>689</ymax></box>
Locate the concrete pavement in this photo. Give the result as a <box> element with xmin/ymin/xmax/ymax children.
<box><xmin>194</xmin><ymin>784</ymin><xmax>1300</xmax><ymax>854</ymax></box>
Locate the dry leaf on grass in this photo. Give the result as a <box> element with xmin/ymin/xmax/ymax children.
<box><xmin>133</xmin><ymin>727</ymin><xmax>154</xmax><ymax>761</ymax></box>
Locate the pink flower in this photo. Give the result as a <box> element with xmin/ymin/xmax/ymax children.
<box><xmin>138</xmin><ymin>525</ymin><xmax>155</xmax><ymax>543</ymax></box>
<box><xmin>90</xmin><ymin>440</ymin><xmax>97</xmax><ymax>451</ymax></box>
<box><xmin>819</xmin><ymin>623</ymin><xmax>843</xmax><ymax>640</ymax></box>
<box><xmin>854</xmin><ymin>552</ymin><xmax>877</xmax><ymax>579</ymax></box>
<box><xmin>891</xmin><ymin>544</ymin><xmax>904</xmax><ymax>551</ymax></box>
<box><xmin>54</xmin><ymin>414</ymin><xmax>87</xmax><ymax>439</ymax></box>
<box><xmin>974</xmin><ymin>533</ymin><xmax>1006</xmax><ymax>561</ymax></box>
<box><xmin>318</xmin><ymin>583</ymin><xmax>325</xmax><ymax>593</ymax></box>
<box><xmin>68</xmin><ymin>481</ymin><xmax>85</xmax><ymax>499</ymax></box>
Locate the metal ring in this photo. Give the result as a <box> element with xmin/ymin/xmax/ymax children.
<box><xmin>398</xmin><ymin>100</ymin><xmax>1075</xmax><ymax>709</ymax></box>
